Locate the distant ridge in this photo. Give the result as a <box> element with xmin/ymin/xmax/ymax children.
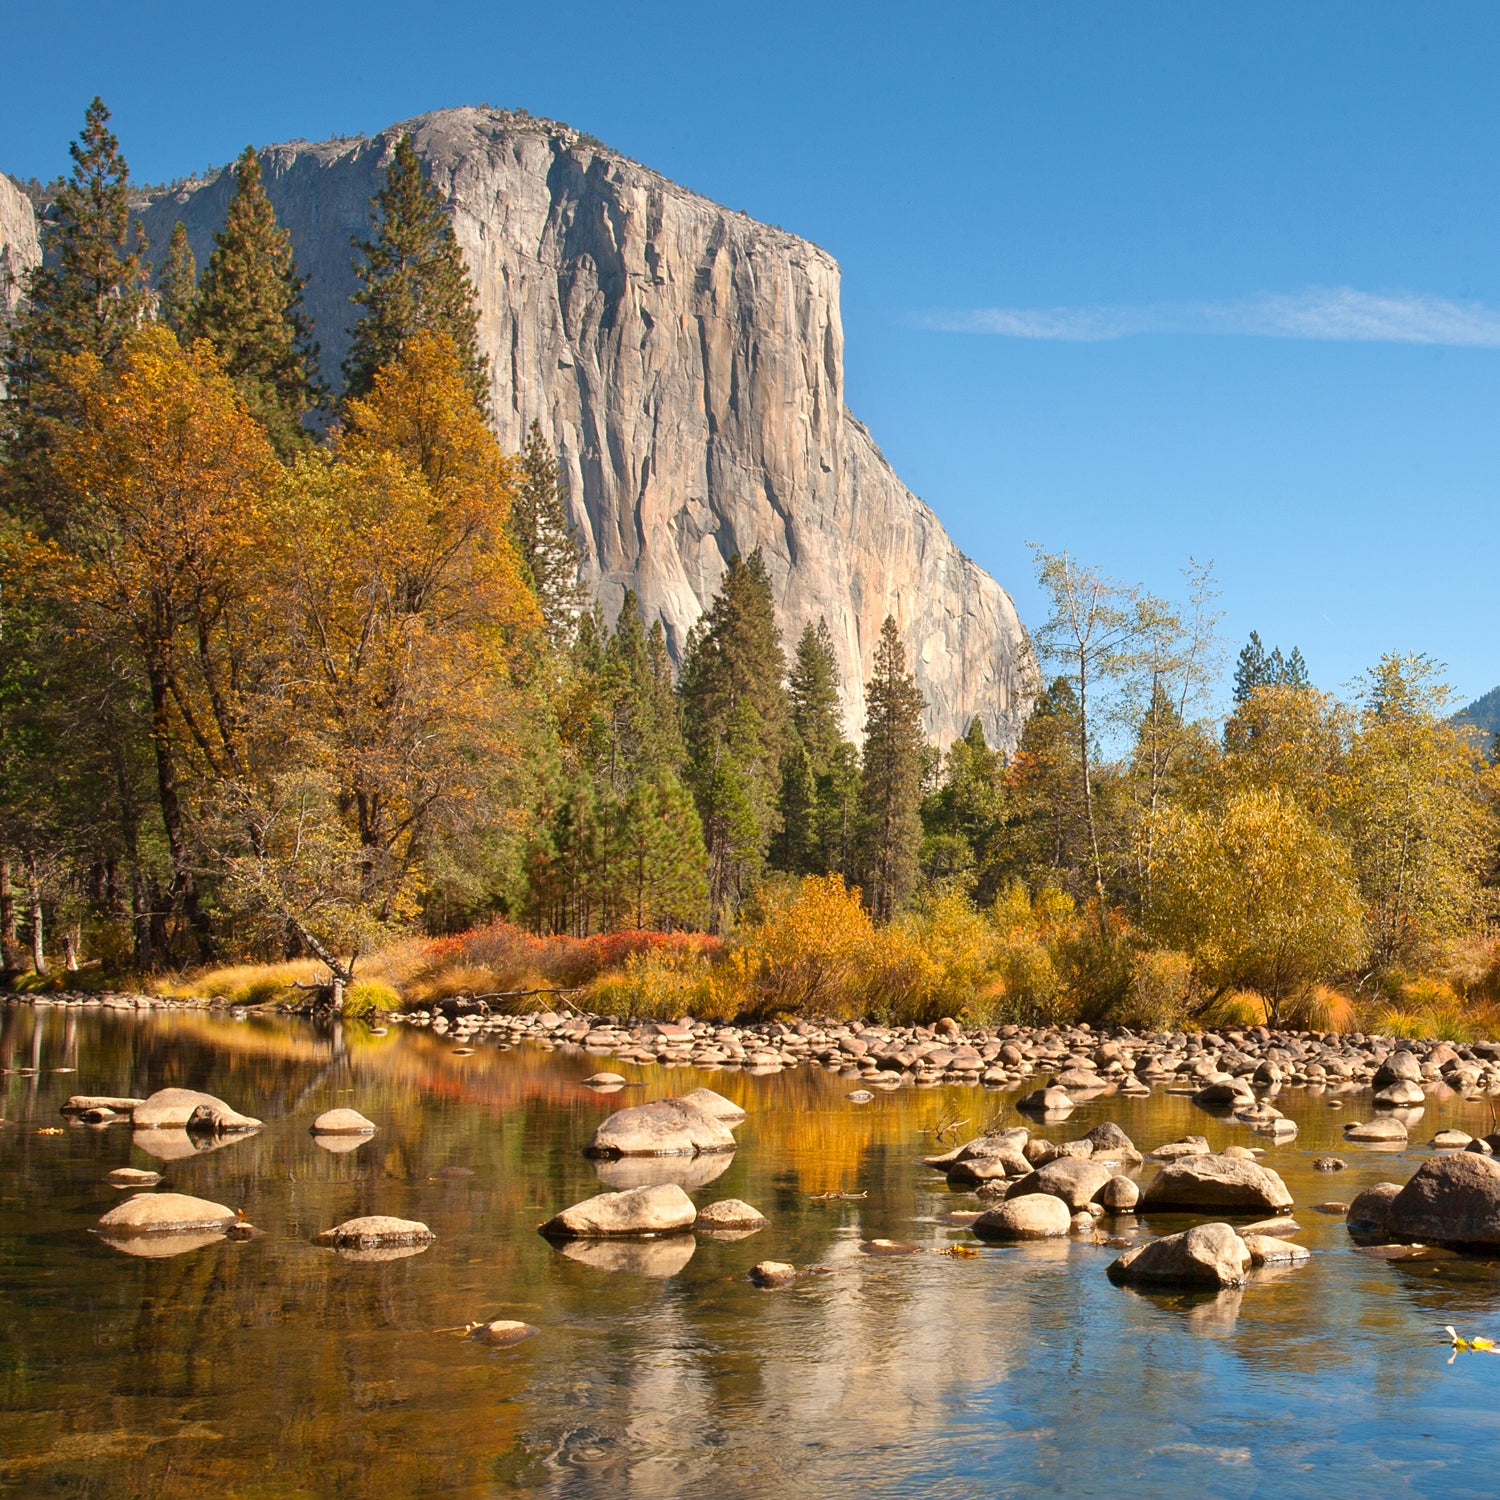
<box><xmin>1452</xmin><ymin>685</ymin><xmax>1500</xmax><ymax>750</ymax></box>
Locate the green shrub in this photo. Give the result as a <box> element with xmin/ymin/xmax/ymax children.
<box><xmin>342</xmin><ymin>979</ymin><xmax>400</xmax><ymax>1019</ymax></box>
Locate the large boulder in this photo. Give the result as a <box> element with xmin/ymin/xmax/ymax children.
<box><xmin>585</xmin><ymin>1098</ymin><xmax>737</xmax><ymax>1157</ymax></box>
<box><xmin>133</xmin><ymin>1087</ymin><xmax>261</xmax><ymax>1132</ymax></box>
<box><xmin>678</xmin><ymin>1087</ymin><xmax>746</xmax><ymax>1124</ymax></box>
<box><xmin>1383</xmin><ymin>1154</ymin><xmax>1500</xmax><ymax>1247</ymax></box>
<box><xmin>1083</xmin><ymin>1122</ymin><xmax>1142</xmax><ymax>1164</ymax></box>
<box><xmin>1345</xmin><ymin>1182</ymin><xmax>1404</xmax><ymax>1238</ymax></box>
<box><xmin>540</xmin><ymin>1183</ymin><xmax>697</xmax><ymax>1239</ymax></box>
<box><xmin>96</xmin><ymin>1192</ymin><xmax>237</xmax><ymax>1236</ymax></box>
<box><xmin>972</xmin><ymin>1193</ymin><xmax>1073</xmax><ymax>1240</ymax></box>
<box><xmin>1373</xmin><ymin>1050</ymin><xmax>1422</xmax><ymax>1090</ymax></box>
<box><xmin>1192</xmin><ymin>1078</ymin><xmax>1254</xmax><ymax>1108</ymax></box>
<box><xmin>1373</xmin><ymin>1081</ymin><xmax>1425</xmax><ymax>1107</ymax></box>
<box><xmin>1107</xmin><ymin>1222</ymin><xmax>1251</xmax><ymax>1288</ymax></box>
<box><xmin>1140</xmin><ymin>1154</ymin><xmax>1293</xmax><ymax>1214</ymax></box>
<box><xmin>1007</xmin><ymin>1157</ymin><xmax>1117</xmax><ymax>1212</ymax></box>
<box><xmin>1098</xmin><ymin>1176</ymin><xmax>1140</xmax><ymax>1213</ymax></box>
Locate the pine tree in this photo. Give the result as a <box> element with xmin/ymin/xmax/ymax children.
<box><xmin>345</xmin><ymin>133</ymin><xmax>487</xmax><ymax>403</ymax></box>
<box><xmin>858</xmin><ymin>616</ymin><xmax>927</xmax><ymax>922</ymax></box>
<box><xmin>191</xmin><ymin>146</ymin><xmax>319</xmax><ymax>455</ymax></box>
<box><xmin>154</xmin><ymin>221</ymin><xmax>198</xmax><ymax>338</ymax></box>
<box><xmin>3</xmin><ymin>97</ymin><xmax>148</xmax><ymax>514</ymax></box>
<box><xmin>1283</xmin><ymin>646</ymin><xmax>1310</xmax><ymax>690</ymax></box>
<box><xmin>679</xmin><ymin>551</ymin><xmax>790</xmax><ymax>927</ymax></box>
<box><xmin>787</xmin><ymin>617</ymin><xmax>843</xmax><ymax>771</ymax></box>
<box><xmin>512</xmin><ymin>419</ymin><xmax>588</xmax><ymax>647</ymax></box>
<box><xmin>1233</xmin><ymin>631</ymin><xmax>1269</xmax><ymax>705</ymax></box>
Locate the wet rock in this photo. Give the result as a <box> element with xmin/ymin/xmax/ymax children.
<box><xmin>678</xmin><ymin>1087</ymin><xmax>746</xmax><ymax>1123</ymax></box>
<box><xmin>1373</xmin><ymin>1081</ymin><xmax>1425</xmax><ymax>1107</ymax></box>
<box><xmin>583</xmin><ymin>1072</ymin><xmax>627</xmax><ymax>1087</ymax></box>
<box><xmin>1344</xmin><ymin>1118</ymin><xmax>1408</xmax><ymax>1144</ymax></box>
<box><xmin>1098</xmin><ymin>1176</ymin><xmax>1140</xmax><ymax>1213</ymax></box>
<box><xmin>1346</xmin><ymin>1182</ymin><xmax>1404</xmax><ymax>1238</ymax></box>
<box><xmin>311</xmin><ymin>1108</ymin><xmax>377</xmax><ymax>1135</ymax></box>
<box><xmin>1016</xmin><ymin>1086</ymin><xmax>1073</xmax><ymax>1115</ymax></box>
<box><xmin>1312</xmin><ymin>1157</ymin><xmax>1346</xmax><ymax>1172</ymax></box>
<box><xmin>749</xmin><ymin>1260</ymin><xmax>797</xmax><ymax>1287</ymax></box>
<box><xmin>1384</xmin><ymin>1153</ymin><xmax>1500</xmax><ymax>1247</ymax></box>
<box><xmin>1431</xmin><ymin>1130</ymin><xmax>1473</xmax><ymax>1149</ymax></box>
<box><xmin>973</xmin><ymin>1193</ymin><xmax>1073</xmax><ymax>1239</ymax></box>
<box><xmin>1140</xmin><ymin>1154</ymin><xmax>1293</xmax><ymax>1214</ymax></box>
<box><xmin>1148</xmin><ymin>1136</ymin><xmax>1211</xmax><ymax>1161</ymax></box>
<box><xmin>469</xmin><ymin>1320</ymin><xmax>538</xmax><ymax>1346</ymax></box>
<box><xmin>1243</xmin><ymin>1233</ymin><xmax>1310</xmax><ymax>1267</ymax></box>
<box><xmin>133</xmin><ymin>1087</ymin><xmax>261</xmax><ymax>1131</ymax></box>
<box><xmin>860</xmin><ymin>1239</ymin><xmax>922</xmax><ymax>1255</ymax></box>
<box><xmin>585</xmin><ymin>1098</ymin><xmax>737</xmax><ymax>1157</ymax></box>
<box><xmin>1107</xmin><ymin>1222</ymin><xmax>1251</xmax><ymax>1288</ymax></box>
<box><xmin>694</xmin><ymin>1199</ymin><xmax>768</xmax><ymax>1232</ymax></box>
<box><xmin>106</xmin><ymin>1167</ymin><xmax>162</xmax><ymax>1187</ymax></box>
<box><xmin>540</xmin><ymin>1183</ymin><xmax>697</xmax><ymax>1239</ymax></box>
<box><xmin>96</xmin><ymin>1192</ymin><xmax>237</xmax><ymax>1236</ymax></box>
<box><xmin>61</xmin><ymin>1095</ymin><xmax>144</xmax><ymax>1116</ymax></box>
<box><xmin>314</xmin><ymin>1216</ymin><xmax>435</xmax><ymax>1248</ymax></box>
<box><xmin>846</xmin><ymin>1089</ymin><xmax>875</xmax><ymax>1103</ymax></box>
<box><xmin>1372</xmin><ymin>1050</ymin><xmax>1422</xmax><ymax>1090</ymax></box>
<box><xmin>1007</xmin><ymin>1157</ymin><xmax>1116</xmax><ymax>1212</ymax></box>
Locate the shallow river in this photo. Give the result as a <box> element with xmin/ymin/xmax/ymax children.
<box><xmin>3</xmin><ymin>1002</ymin><xmax>1500</xmax><ymax>1498</ymax></box>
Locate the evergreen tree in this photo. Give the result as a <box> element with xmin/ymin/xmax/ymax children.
<box><xmin>154</xmin><ymin>221</ymin><xmax>198</xmax><ymax>338</ymax></box>
<box><xmin>191</xmin><ymin>146</ymin><xmax>319</xmax><ymax>454</ymax></box>
<box><xmin>858</xmin><ymin>616</ymin><xmax>927</xmax><ymax>922</ymax></box>
<box><xmin>1234</xmin><ymin>631</ymin><xmax>1310</xmax><ymax>702</ymax></box>
<box><xmin>345</xmin><ymin>133</ymin><xmax>487</xmax><ymax>403</ymax></box>
<box><xmin>512</xmin><ymin>419</ymin><xmax>589</xmax><ymax>647</ymax></box>
<box><xmin>921</xmin><ymin>718</ymin><xmax>1008</xmax><ymax>900</ymax></box>
<box><xmin>1283</xmin><ymin>646</ymin><xmax>1310</xmax><ymax>690</ymax></box>
<box><xmin>3</xmin><ymin>97</ymin><xmax>148</xmax><ymax>514</ymax></box>
<box><xmin>788</xmin><ymin>617</ymin><xmax>843</xmax><ymax>770</ymax></box>
<box><xmin>679</xmin><ymin>551</ymin><xmax>790</xmax><ymax>927</ymax></box>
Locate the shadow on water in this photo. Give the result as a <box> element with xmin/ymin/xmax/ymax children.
<box><xmin>4</xmin><ymin>1004</ymin><xmax>1500</xmax><ymax>1496</ymax></box>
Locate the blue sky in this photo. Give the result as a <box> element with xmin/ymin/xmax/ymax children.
<box><xmin>3</xmin><ymin>1</ymin><xmax>1497</xmax><ymax>707</ymax></box>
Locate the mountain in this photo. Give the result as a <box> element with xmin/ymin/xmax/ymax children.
<box><xmin>0</xmin><ymin>171</ymin><xmax>40</xmax><ymax>337</ymax></box>
<box><xmin>1452</xmin><ymin>686</ymin><xmax>1500</xmax><ymax>750</ymax></box>
<box><xmin>4</xmin><ymin>109</ymin><xmax>1036</xmax><ymax>745</ymax></box>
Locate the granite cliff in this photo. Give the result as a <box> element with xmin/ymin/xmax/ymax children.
<box><xmin>0</xmin><ymin>172</ymin><xmax>40</xmax><ymax>323</ymax></box>
<box><xmin>16</xmin><ymin>110</ymin><xmax>1036</xmax><ymax>744</ymax></box>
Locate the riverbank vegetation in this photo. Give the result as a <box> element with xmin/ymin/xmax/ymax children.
<box><xmin>3</xmin><ymin>102</ymin><xmax>1499</xmax><ymax>1034</ymax></box>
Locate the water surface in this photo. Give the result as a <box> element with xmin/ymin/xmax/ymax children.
<box><xmin>3</xmin><ymin>1002</ymin><xmax>1499</xmax><ymax>1498</ymax></box>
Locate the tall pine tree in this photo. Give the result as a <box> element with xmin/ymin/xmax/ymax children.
<box><xmin>345</xmin><ymin>134</ymin><xmax>487</xmax><ymax>403</ymax></box>
<box><xmin>3</xmin><ymin>97</ymin><xmax>148</xmax><ymax>515</ymax></box>
<box><xmin>154</xmin><ymin>221</ymin><xmax>198</xmax><ymax>338</ymax></box>
<box><xmin>679</xmin><ymin>551</ymin><xmax>790</xmax><ymax>927</ymax></box>
<box><xmin>191</xmin><ymin>147</ymin><xmax>319</xmax><ymax>455</ymax></box>
<box><xmin>858</xmin><ymin>616</ymin><xmax>927</xmax><ymax>922</ymax></box>
<box><xmin>512</xmin><ymin>420</ymin><xmax>589</xmax><ymax>647</ymax></box>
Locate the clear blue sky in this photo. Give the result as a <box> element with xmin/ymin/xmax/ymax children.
<box><xmin>4</xmin><ymin>1</ymin><xmax>1497</xmax><ymax>707</ymax></box>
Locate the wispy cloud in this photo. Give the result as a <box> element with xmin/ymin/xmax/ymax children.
<box><xmin>920</xmin><ymin>287</ymin><xmax>1500</xmax><ymax>347</ymax></box>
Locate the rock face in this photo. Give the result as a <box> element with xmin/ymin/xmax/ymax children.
<box><xmin>131</xmin><ymin>109</ymin><xmax>1035</xmax><ymax>745</ymax></box>
<box><xmin>0</xmin><ymin>173</ymin><xmax>39</xmax><ymax>322</ymax></box>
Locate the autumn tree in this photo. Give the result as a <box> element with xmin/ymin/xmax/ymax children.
<box><xmin>345</xmin><ymin>134</ymin><xmax>487</xmax><ymax>403</ymax></box>
<box><xmin>191</xmin><ymin>146</ymin><xmax>320</xmax><ymax>454</ymax></box>
<box><xmin>679</xmin><ymin>551</ymin><xmax>790</xmax><ymax>927</ymax></box>
<box><xmin>858</xmin><ymin>616</ymin><xmax>927</xmax><ymax>923</ymax></box>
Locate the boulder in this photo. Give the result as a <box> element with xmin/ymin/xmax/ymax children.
<box><xmin>1082</xmin><ymin>1122</ymin><xmax>1142</xmax><ymax>1164</ymax></box>
<box><xmin>1383</xmin><ymin>1154</ymin><xmax>1500</xmax><ymax>1247</ymax></box>
<box><xmin>1346</xmin><ymin>1182</ymin><xmax>1404</xmax><ymax>1238</ymax></box>
<box><xmin>1140</xmin><ymin>1154</ymin><xmax>1293</xmax><ymax>1214</ymax></box>
<box><xmin>1243</xmin><ymin>1233</ymin><xmax>1310</xmax><ymax>1267</ymax></box>
<box><xmin>694</xmin><ymin>1199</ymin><xmax>768</xmax><ymax>1231</ymax></box>
<box><xmin>1007</xmin><ymin>1157</ymin><xmax>1116</xmax><ymax>1212</ymax></box>
<box><xmin>585</xmin><ymin>1098</ymin><xmax>737</xmax><ymax>1157</ymax></box>
<box><xmin>1373</xmin><ymin>1050</ymin><xmax>1422</xmax><ymax>1090</ymax></box>
<box><xmin>947</xmin><ymin>1155</ymin><xmax>1020</xmax><ymax>1185</ymax></box>
<box><xmin>1373</xmin><ymin>1081</ymin><xmax>1425</xmax><ymax>1107</ymax></box>
<box><xmin>61</xmin><ymin>1095</ymin><xmax>144</xmax><ymax>1116</ymax></box>
<box><xmin>972</xmin><ymin>1193</ymin><xmax>1073</xmax><ymax>1240</ymax></box>
<box><xmin>106</xmin><ymin>1167</ymin><xmax>162</xmax><ymax>1187</ymax></box>
<box><xmin>311</xmin><ymin>1108</ymin><xmax>377</xmax><ymax>1135</ymax></box>
<box><xmin>1431</xmin><ymin>1130</ymin><xmax>1474</xmax><ymax>1150</ymax></box>
<box><xmin>540</xmin><ymin>1183</ymin><xmax>697</xmax><ymax>1239</ymax></box>
<box><xmin>96</xmin><ymin>1192</ymin><xmax>237</xmax><ymax>1236</ymax></box>
<box><xmin>749</xmin><ymin>1261</ymin><xmax>797</xmax><ymax>1287</ymax></box>
<box><xmin>678</xmin><ymin>1087</ymin><xmax>746</xmax><ymax>1124</ymax></box>
<box><xmin>1193</xmin><ymin>1079</ymin><xmax>1254</xmax><ymax>1107</ymax></box>
<box><xmin>1107</xmin><ymin>1222</ymin><xmax>1251</xmax><ymax>1288</ymax></box>
<box><xmin>1098</xmin><ymin>1175</ymin><xmax>1140</xmax><ymax>1213</ymax></box>
<box><xmin>1149</xmin><ymin>1136</ymin><xmax>1211</xmax><ymax>1161</ymax></box>
<box><xmin>1343</xmin><ymin>1118</ymin><xmax>1408</xmax><ymax>1143</ymax></box>
<box><xmin>314</xmin><ymin>1216</ymin><xmax>434</xmax><ymax>1248</ymax></box>
<box><xmin>133</xmin><ymin>1087</ymin><xmax>261</xmax><ymax>1132</ymax></box>
<box><xmin>1016</xmin><ymin>1086</ymin><xmax>1073</xmax><ymax>1115</ymax></box>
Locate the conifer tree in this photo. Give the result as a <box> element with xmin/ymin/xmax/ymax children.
<box><xmin>1234</xmin><ymin>631</ymin><xmax>1309</xmax><ymax>702</ymax></box>
<box><xmin>679</xmin><ymin>551</ymin><xmax>790</xmax><ymax>926</ymax></box>
<box><xmin>512</xmin><ymin>420</ymin><xmax>589</xmax><ymax>647</ymax></box>
<box><xmin>154</xmin><ymin>221</ymin><xmax>198</xmax><ymax>338</ymax></box>
<box><xmin>3</xmin><ymin>97</ymin><xmax>148</xmax><ymax>513</ymax></box>
<box><xmin>191</xmin><ymin>147</ymin><xmax>319</xmax><ymax>455</ymax></box>
<box><xmin>787</xmin><ymin>617</ymin><xmax>843</xmax><ymax>771</ymax></box>
<box><xmin>858</xmin><ymin>616</ymin><xmax>927</xmax><ymax>922</ymax></box>
<box><xmin>345</xmin><ymin>134</ymin><xmax>487</xmax><ymax>403</ymax></box>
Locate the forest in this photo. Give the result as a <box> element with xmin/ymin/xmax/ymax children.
<box><xmin>3</xmin><ymin>101</ymin><xmax>1498</xmax><ymax>1036</ymax></box>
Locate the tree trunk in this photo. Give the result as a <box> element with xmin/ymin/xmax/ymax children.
<box><xmin>147</xmin><ymin>662</ymin><xmax>213</xmax><ymax>959</ymax></box>
<box><xmin>26</xmin><ymin>853</ymin><xmax>45</xmax><ymax>976</ymax></box>
<box><xmin>0</xmin><ymin>855</ymin><xmax>19</xmax><ymax>976</ymax></box>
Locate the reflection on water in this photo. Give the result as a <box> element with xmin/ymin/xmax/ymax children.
<box><xmin>3</xmin><ymin>1002</ymin><xmax>1500</xmax><ymax>1497</ymax></box>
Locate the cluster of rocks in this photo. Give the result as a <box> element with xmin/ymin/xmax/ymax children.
<box><xmin>1347</xmin><ymin>1152</ymin><xmax>1500</xmax><ymax>1250</ymax></box>
<box><xmin>391</xmin><ymin>1007</ymin><xmax>1500</xmax><ymax>1100</ymax></box>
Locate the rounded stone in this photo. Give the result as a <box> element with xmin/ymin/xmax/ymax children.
<box><xmin>748</xmin><ymin>1260</ymin><xmax>797</xmax><ymax>1287</ymax></box>
<box><xmin>1139</xmin><ymin>1154</ymin><xmax>1293</xmax><ymax>1214</ymax></box>
<box><xmin>972</xmin><ymin>1193</ymin><xmax>1073</xmax><ymax>1240</ymax></box>
<box><xmin>1098</xmin><ymin>1175</ymin><xmax>1140</xmax><ymax>1213</ymax></box>
<box><xmin>106</xmin><ymin>1167</ymin><xmax>163</xmax><ymax>1188</ymax></box>
<box><xmin>314</xmin><ymin>1216</ymin><xmax>435</xmax><ymax>1248</ymax></box>
<box><xmin>694</xmin><ymin>1198</ymin><xmax>768</xmax><ymax>1231</ymax></box>
<box><xmin>96</xmin><ymin>1191</ymin><xmax>237</xmax><ymax>1236</ymax></box>
<box><xmin>469</xmin><ymin>1320</ymin><xmax>538</xmax><ymax>1346</ymax></box>
<box><xmin>540</xmin><ymin>1183</ymin><xmax>697</xmax><ymax>1239</ymax></box>
<box><xmin>585</xmin><ymin>1098</ymin><xmax>737</xmax><ymax>1158</ymax></box>
<box><xmin>311</xmin><ymin>1108</ymin><xmax>377</xmax><ymax>1135</ymax></box>
<box><xmin>1107</xmin><ymin>1222</ymin><xmax>1251</xmax><ymax>1288</ymax></box>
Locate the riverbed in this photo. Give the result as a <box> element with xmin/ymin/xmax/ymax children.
<box><xmin>3</xmin><ymin>1001</ymin><xmax>1500</xmax><ymax>1498</ymax></box>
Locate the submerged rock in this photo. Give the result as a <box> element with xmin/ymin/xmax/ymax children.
<box><xmin>1140</xmin><ymin>1155</ymin><xmax>1293</xmax><ymax>1214</ymax></box>
<box><xmin>469</xmin><ymin>1320</ymin><xmax>539</xmax><ymax>1346</ymax></box>
<box><xmin>540</xmin><ymin>1183</ymin><xmax>697</xmax><ymax>1239</ymax></box>
<box><xmin>96</xmin><ymin>1192</ymin><xmax>237</xmax><ymax>1236</ymax></box>
<box><xmin>1107</xmin><ymin>1222</ymin><xmax>1251</xmax><ymax>1288</ymax></box>
<box><xmin>748</xmin><ymin>1260</ymin><xmax>797</xmax><ymax>1287</ymax></box>
<box><xmin>585</xmin><ymin>1098</ymin><xmax>737</xmax><ymax>1157</ymax></box>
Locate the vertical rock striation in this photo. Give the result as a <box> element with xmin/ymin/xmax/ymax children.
<box><xmin>100</xmin><ymin>109</ymin><xmax>1031</xmax><ymax>743</ymax></box>
<box><xmin>0</xmin><ymin>173</ymin><xmax>41</xmax><ymax>398</ymax></box>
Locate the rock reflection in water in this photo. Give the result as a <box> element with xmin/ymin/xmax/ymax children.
<box><xmin>131</xmin><ymin>1127</ymin><xmax>250</xmax><ymax>1161</ymax></box>
<box><xmin>590</xmin><ymin>1151</ymin><xmax>734</xmax><ymax>1192</ymax></box>
<box><xmin>96</xmin><ymin>1229</ymin><xmax>229</xmax><ymax>1259</ymax></box>
<box><xmin>553</xmin><ymin>1235</ymin><xmax>698</xmax><ymax>1277</ymax></box>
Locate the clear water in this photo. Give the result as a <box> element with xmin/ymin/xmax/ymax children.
<box><xmin>3</xmin><ymin>1002</ymin><xmax>1500</xmax><ymax>1498</ymax></box>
